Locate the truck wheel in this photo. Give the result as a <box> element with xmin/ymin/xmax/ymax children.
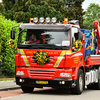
<box><xmin>94</xmin><ymin>66</ymin><xmax>100</xmax><ymax>90</ymax></box>
<box><xmin>21</xmin><ymin>86</ymin><xmax>34</xmax><ymax>93</ymax></box>
<box><xmin>70</xmin><ymin>69</ymin><xmax>84</xmax><ymax>94</ymax></box>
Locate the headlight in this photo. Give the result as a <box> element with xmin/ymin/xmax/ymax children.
<box><xmin>45</xmin><ymin>17</ymin><xmax>50</xmax><ymax>23</ymax></box>
<box><xmin>33</xmin><ymin>17</ymin><xmax>38</xmax><ymax>23</ymax></box>
<box><xmin>16</xmin><ymin>71</ymin><xmax>24</xmax><ymax>75</ymax></box>
<box><xmin>39</xmin><ymin>17</ymin><xmax>44</xmax><ymax>23</ymax></box>
<box><xmin>51</xmin><ymin>17</ymin><xmax>57</xmax><ymax>23</ymax></box>
<box><xmin>60</xmin><ymin>73</ymin><xmax>71</xmax><ymax>77</ymax></box>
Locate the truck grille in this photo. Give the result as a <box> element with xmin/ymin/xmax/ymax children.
<box><xmin>27</xmin><ymin>69</ymin><xmax>56</xmax><ymax>78</ymax></box>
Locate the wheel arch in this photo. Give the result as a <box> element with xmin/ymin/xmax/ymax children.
<box><xmin>73</xmin><ymin>66</ymin><xmax>85</xmax><ymax>80</ymax></box>
<box><xmin>71</xmin><ymin>66</ymin><xmax>85</xmax><ymax>94</ymax></box>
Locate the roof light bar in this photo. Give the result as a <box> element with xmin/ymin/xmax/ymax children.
<box><xmin>45</xmin><ymin>17</ymin><xmax>51</xmax><ymax>24</ymax></box>
<box><xmin>33</xmin><ymin>17</ymin><xmax>38</xmax><ymax>23</ymax></box>
<box><xmin>30</xmin><ymin>17</ymin><xmax>57</xmax><ymax>24</ymax></box>
<box><xmin>51</xmin><ymin>17</ymin><xmax>57</xmax><ymax>24</ymax></box>
<box><xmin>39</xmin><ymin>17</ymin><xmax>44</xmax><ymax>23</ymax></box>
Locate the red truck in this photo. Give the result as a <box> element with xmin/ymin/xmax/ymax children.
<box><xmin>11</xmin><ymin>17</ymin><xmax>100</xmax><ymax>94</ymax></box>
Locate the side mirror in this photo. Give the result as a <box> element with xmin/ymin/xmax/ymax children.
<box><xmin>11</xmin><ymin>29</ymin><xmax>15</xmax><ymax>39</ymax></box>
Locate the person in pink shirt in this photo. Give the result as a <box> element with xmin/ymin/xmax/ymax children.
<box><xmin>25</xmin><ymin>34</ymin><xmax>40</xmax><ymax>44</ymax></box>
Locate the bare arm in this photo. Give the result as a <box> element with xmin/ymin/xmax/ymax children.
<box><xmin>25</xmin><ymin>41</ymin><xmax>30</xmax><ymax>44</ymax></box>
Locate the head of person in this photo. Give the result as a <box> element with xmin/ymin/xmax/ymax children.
<box><xmin>32</xmin><ymin>34</ymin><xmax>36</xmax><ymax>40</ymax></box>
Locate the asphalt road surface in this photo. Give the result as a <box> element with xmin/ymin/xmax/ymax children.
<box><xmin>0</xmin><ymin>87</ymin><xmax>100</xmax><ymax>100</ymax></box>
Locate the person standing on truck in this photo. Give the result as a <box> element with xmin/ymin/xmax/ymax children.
<box><xmin>25</xmin><ymin>33</ymin><xmax>41</xmax><ymax>44</ymax></box>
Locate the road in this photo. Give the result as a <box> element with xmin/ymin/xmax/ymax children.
<box><xmin>0</xmin><ymin>87</ymin><xmax>100</xmax><ymax>100</ymax></box>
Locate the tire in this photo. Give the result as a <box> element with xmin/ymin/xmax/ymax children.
<box><xmin>94</xmin><ymin>66</ymin><xmax>100</xmax><ymax>90</ymax></box>
<box><xmin>21</xmin><ymin>86</ymin><xmax>34</xmax><ymax>93</ymax></box>
<box><xmin>70</xmin><ymin>69</ymin><xmax>84</xmax><ymax>95</ymax></box>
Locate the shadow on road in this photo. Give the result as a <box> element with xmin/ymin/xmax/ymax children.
<box><xmin>31</xmin><ymin>88</ymin><xmax>73</xmax><ymax>95</ymax></box>
<box><xmin>28</xmin><ymin>87</ymin><xmax>100</xmax><ymax>95</ymax></box>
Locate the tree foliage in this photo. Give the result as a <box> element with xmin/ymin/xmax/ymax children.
<box><xmin>0</xmin><ymin>13</ymin><xmax>4</xmax><ymax>62</ymax></box>
<box><xmin>0</xmin><ymin>13</ymin><xmax>20</xmax><ymax>76</ymax></box>
<box><xmin>84</xmin><ymin>3</ymin><xmax>100</xmax><ymax>30</ymax></box>
<box><xmin>65</xmin><ymin>0</ymin><xmax>85</xmax><ymax>27</ymax></box>
<box><xmin>1</xmin><ymin>0</ymin><xmax>85</xmax><ymax>27</ymax></box>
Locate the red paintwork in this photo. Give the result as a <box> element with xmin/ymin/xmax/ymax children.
<box><xmin>86</xmin><ymin>55</ymin><xmax>100</xmax><ymax>66</ymax></box>
<box><xmin>15</xmin><ymin>48</ymin><xmax>84</xmax><ymax>80</ymax></box>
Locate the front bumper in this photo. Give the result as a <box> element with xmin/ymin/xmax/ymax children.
<box><xmin>16</xmin><ymin>77</ymin><xmax>76</xmax><ymax>88</ymax></box>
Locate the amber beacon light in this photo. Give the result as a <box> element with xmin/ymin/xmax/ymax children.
<box><xmin>64</xmin><ymin>18</ymin><xmax>68</xmax><ymax>24</ymax></box>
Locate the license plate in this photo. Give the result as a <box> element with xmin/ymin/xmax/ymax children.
<box><xmin>36</xmin><ymin>81</ymin><xmax>48</xmax><ymax>84</ymax></box>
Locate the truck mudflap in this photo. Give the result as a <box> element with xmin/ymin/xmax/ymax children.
<box><xmin>16</xmin><ymin>77</ymin><xmax>75</xmax><ymax>88</ymax></box>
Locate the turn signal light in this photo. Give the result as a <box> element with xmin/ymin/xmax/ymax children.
<box><xmin>30</xmin><ymin>18</ymin><xmax>33</xmax><ymax>23</ymax></box>
<box><xmin>64</xmin><ymin>18</ymin><xmax>68</xmax><ymax>24</ymax></box>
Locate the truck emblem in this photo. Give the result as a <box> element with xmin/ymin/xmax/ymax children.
<box><xmin>32</xmin><ymin>51</ymin><xmax>51</xmax><ymax>66</ymax></box>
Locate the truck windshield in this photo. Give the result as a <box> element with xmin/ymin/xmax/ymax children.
<box><xmin>18</xmin><ymin>29</ymin><xmax>71</xmax><ymax>50</ymax></box>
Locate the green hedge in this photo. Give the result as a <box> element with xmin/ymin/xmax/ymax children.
<box><xmin>0</xmin><ymin>13</ymin><xmax>20</xmax><ymax>76</ymax></box>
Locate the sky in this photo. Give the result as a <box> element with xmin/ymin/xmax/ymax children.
<box><xmin>82</xmin><ymin>0</ymin><xmax>100</xmax><ymax>10</ymax></box>
<box><xmin>0</xmin><ymin>0</ymin><xmax>100</xmax><ymax>11</ymax></box>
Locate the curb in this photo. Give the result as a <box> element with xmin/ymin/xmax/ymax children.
<box><xmin>0</xmin><ymin>81</ymin><xmax>21</xmax><ymax>91</ymax></box>
<box><xmin>0</xmin><ymin>87</ymin><xmax>21</xmax><ymax>91</ymax></box>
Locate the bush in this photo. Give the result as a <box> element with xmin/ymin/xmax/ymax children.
<box><xmin>0</xmin><ymin>13</ymin><xmax>20</xmax><ymax>76</ymax></box>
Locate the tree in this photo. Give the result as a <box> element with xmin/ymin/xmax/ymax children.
<box><xmin>0</xmin><ymin>2</ymin><xmax>4</xmax><ymax>13</ymax></box>
<box><xmin>0</xmin><ymin>13</ymin><xmax>4</xmax><ymax>62</ymax></box>
<box><xmin>83</xmin><ymin>3</ymin><xmax>100</xmax><ymax>30</ymax></box>
<box><xmin>65</xmin><ymin>0</ymin><xmax>85</xmax><ymax>28</ymax></box>
<box><xmin>2</xmin><ymin>0</ymin><xmax>66</xmax><ymax>22</ymax></box>
<box><xmin>2</xmin><ymin>0</ymin><xmax>15</xmax><ymax>11</ymax></box>
<box><xmin>1</xmin><ymin>0</ymin><xmax>85</xmax><ymax>28</ymax></box>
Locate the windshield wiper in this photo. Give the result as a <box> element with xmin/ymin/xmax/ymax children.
<box><xmin>17</xmin><ymin>44</ymin><xmax>39</xmax><ymax>49</ymax></box>
<box><xmin>18</xmin><ymin>44</ymin><xmax>69</xmax><ymax>50</ymax></box>
<box><xmin>38</xmin><ymin>44</ymin><xmax>66</xmax><ymax>50</ymax></box>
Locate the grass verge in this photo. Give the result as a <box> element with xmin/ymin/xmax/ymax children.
<box><xmin>0</xmin><ymin>78</ymin><xmax>15</xmax><ymax>81</ymax></box>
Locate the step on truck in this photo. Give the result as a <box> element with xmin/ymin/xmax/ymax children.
<box><xmin>11</xmin><ymin>17</ymin><xmax>100</xmax><ymax>94</ymax></box>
